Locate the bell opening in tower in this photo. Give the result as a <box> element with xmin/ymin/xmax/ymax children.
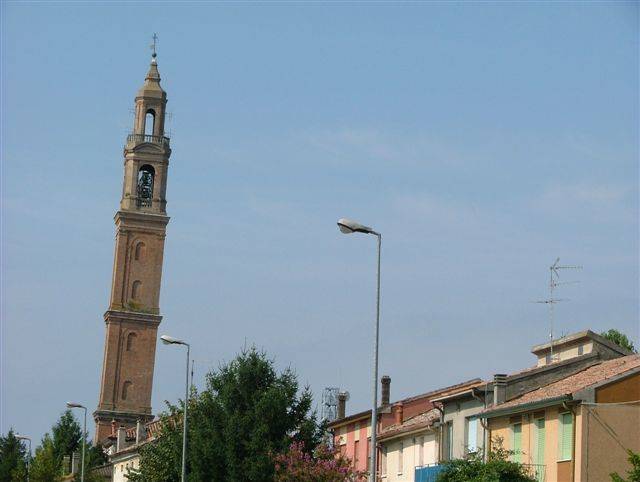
<box><xmin>144</xmin><ymin>109</ymin><xmax>155</xmax><ymax>137</ymax></box>
<box><xmin>136</xmin><ymin>165</ymin><xmax>155</xmax><ymax>208</ymax></box>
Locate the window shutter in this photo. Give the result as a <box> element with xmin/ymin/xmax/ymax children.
<box><xmin>535</xmin><ymin>418</ymin><xmax>545</xmax><ymax>465</ymax></box>
<box><xmin>512</xmin><ymin>423</ymin><xmax>522</xmax><ymax>463</ymax></box>
<box><xmin>467</xmin><ymin>418</ymin><xmax>478</xmax><ymax>452</ymax></box>
<box><xmin>559</xmin><ymin>413</ymin><xmax>573</xmax><ymax>461</ymax></box>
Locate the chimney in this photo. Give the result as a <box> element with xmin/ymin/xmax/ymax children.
<box><xmin>116</xmin><ymin>426</ymin><xmax>127</xmax><ymax>452</ymax></box>
<box><xmin>393</xmin><ymin>402</ymin><xmax>404</xmax><ymax>425</ymax></box>
<box><xmin>493</xmin><ymin>374</ymin><xmax>507</xmax><ymax>406</ymax></box>
<box><xmin>136</xmin><ymin>419</ymin><xmax>146</xmax><ymax>444</ymax></box>
<box><xmin>381</xmin><ymin>375</ymin><xmax>391</xmax><ymax>406</ymax></box>
<box><xmin>337</xmin><ymin>392</ymin><xmax>348</xmax><ymax>419</ymax></box>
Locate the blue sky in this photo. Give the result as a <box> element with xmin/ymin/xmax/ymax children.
<box><xmin>2</xmin><ymin>2</ymin><xmax>638</xmax><ymax>445</ymax></box>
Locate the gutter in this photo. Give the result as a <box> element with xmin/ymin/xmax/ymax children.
<box><xmin>481</xmin><ymin>395</ymin><xmax>572</xmax><ymax>419</ymax></box>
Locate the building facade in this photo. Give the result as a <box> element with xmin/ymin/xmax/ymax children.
<box><xmin>483</xmin><ymin>355</ymin><xmax>640</xmax><ymax>482</ymax></box>
<box><xmin>94</xmin><ymin>51</ymin><xmax>172</xmax><ymax>443</ymax></box>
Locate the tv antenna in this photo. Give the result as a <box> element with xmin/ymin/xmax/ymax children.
<box><xmin>534</xmin><ymin>258</ymin><xmax>582</xmax><ymax>361</ymax></box>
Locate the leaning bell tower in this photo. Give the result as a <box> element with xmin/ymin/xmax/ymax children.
<box><xmin>94</xmin><ymin>47</ymin><xmax>171</xmax><ymax>443</ymax></box>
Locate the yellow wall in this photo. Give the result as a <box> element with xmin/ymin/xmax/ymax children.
<box><xmin>489</xmin><ymin>406</ymin><xmax>575</xmax><ymax>482</ymax></box>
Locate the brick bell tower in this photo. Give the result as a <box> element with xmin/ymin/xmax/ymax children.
<box><xmin>94</xmin><ymin>48</ymin><xmax>171</xmax><ymax>443</ymax></box>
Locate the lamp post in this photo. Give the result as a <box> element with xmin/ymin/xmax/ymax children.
<box><xmin>65</xmin><ymin>402</ymin><xmax>86</xmax><ymax>482</ymax></box>
<box><xmin>336</xmin><ymin>218</ymin><xmax>381</xmax><ymax>482</ymax></box>
<box><xmin>160</xmin><ymin>334</ymin><xmax>190</xmax><ymax>482</ymax></box>
<box><xmin>16</xmin><ymin>435</ymin><xmax>31</xmax><ymax>482</ymax></box>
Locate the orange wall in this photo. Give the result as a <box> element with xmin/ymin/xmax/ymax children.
<box><xmin>596</xmin><ymin>373</ymin><xmax>640</xmax><ymax>403</ymax></box>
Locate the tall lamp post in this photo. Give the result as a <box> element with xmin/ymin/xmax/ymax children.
<box><xmin>16</xmin><ymin>435</ymin><xmax>31</xmax><ymax>482</ymax></box>
<box><xmin>337</xmin><ymin>218</ymin><xmax>381</xmax><ymax>482</ymax></box>
<box><xmin>66</xmin><ymin>402</ymin><xmax>86</xmax><ymax>482</ymax></box>
<box><xmin>160</xmin><ymin>334</ymin><xmax>190</xmax><ymax>482</ymax></box>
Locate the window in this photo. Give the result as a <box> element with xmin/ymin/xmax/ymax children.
<box><xmin>353</xmin><ymin>440</ymin><xmax>359</xmax><ymax>468</ymax></box>
<box><xmin>134</xmin><ymin>242</ymin><xmax>146</xmax><ymax>261</ymax></box>
<box><xmin>367</xmin><ymin>438</ymin><xmax>371</xmax><ymax>474</ymax></box>
<box><xmin>512</xmin><ymin>423</ymin><xmax>522</xmax><ymax>462</ymax></box>
<box><xmin>126</xmin><ymin>332</ymin><xmax>137</xmax><ymax>351</ymax></box>
<box><xmin>122</xmin><ymin>381</ymin><xmax>132</xmax><ymax>400</ymax></box>
<box><xmin>535</xmin><ymin>418</ymin><xmax>545</xmax><ymax>465</ymax></box>
<box><xmin>136</xmin><ymin>165</ymin><xmax>155</xmax><ymax>208</ymax></box>
<box><xmin>381</xmin><ymin>445</ymin><xmax>387</xmax><ymax>476</ymax></box>
<box><xmin>418</xmin><ymin>436</ymin><xmax>424</xmax><ymax>466</ymax></box>
<box><xmin>545</xmin><ymin>353</ymin><xmax>552</xmax><ymax>365</ymax></box>
<box><xmin>467</xmin><ymin>418</ymin><xmax>478</xmax><ymax>453</ymax></box>
<box><xmin>445</xmin><ymin>422</ymin><xmax>454</xmax><ymax>460</ymax></box>
<box><xmin>144</xmin><ymin>110</ymin><xmax>155</xmax><ymax>136</ymax></box>
<box><xmin>398</xmin><ymin>441</ymin><xmax>403</xmax><ymax>474</ymax></box>
<box><xmin>131</xmin><ymin>280</ymin><xmax>142</xmax><ymax>300</ymax></box>
<box><xmin>558</xmin><ymin>412</ymin><xmax>573</xmax><ymax>461</ymax></box>
<box><xmin>578</xmin><ymin>344</ymin><xmax>584</xmax><ymax>356</ymax></box>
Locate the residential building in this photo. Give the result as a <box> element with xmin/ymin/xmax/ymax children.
<box><xmin>328</xmin><ymin>377</ymin><xmax>481</xmax><ymax>478</ymax></box>
<box><xmin>434</xmin><ymin>329</ymin><xmax>633</xmax><ymax>465</ymax></box>
<box><xmin>482</xmin><ymin>354</ymin><xmax>640</xmax><ymax>482</ymax></box>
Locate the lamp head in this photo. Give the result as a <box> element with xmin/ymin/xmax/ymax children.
<box><xmin>160</xmin><ymin>335</ymin><xmax>186</xmax><ymax>345</ymax></box>
<box><xmin>337</xmin><ymin>218</ymin><xmax>375</xmax><ymax>235</ymax></box>
<box><xmin>66</xmin><ymin>402</ymin><xmax>85</xmax><ymax>409</ymax></box>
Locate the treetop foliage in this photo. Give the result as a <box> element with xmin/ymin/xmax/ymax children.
<box><xmin>129</xmin><ymin>347</ymin><xmax>325</xmax><ymax>482</ymax></box>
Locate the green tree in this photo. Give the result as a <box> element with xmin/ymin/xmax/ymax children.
<box><xmin>51</xmin><ymin>411</ymin><xmax>82</xmax><ymax>464</ymax></box>
<box><xmin>29</xmin><ymin>434</ymin><xmax>60</xmax><ymax>482</ymax></box>
<box><xmin>437</xmin><ymin>438</ymin><xmax>536</xmax><ymax>482</ymax></box>
<box><xmin>129</xmin><ymin>347</ymin><xmax>324</xmax><ymax>482</ymax></box>
<box><xmin>26</xmin><ymin>410</ymin><xmax>106</xmax><ymax>482</ymax></box>
<box><xmin>602</xmin><ymin>329</ymin><xmax>637</xmax><ymax>353</ymax></box>
<box><xmin>0</xmin><ymin>429</ymin><xmax>27</xmax><ymax>482</ymax></box>
<box><xmin>610</xmin><ymin>450</ymin><xmax>640</xmax><ymax>482</ymax></box>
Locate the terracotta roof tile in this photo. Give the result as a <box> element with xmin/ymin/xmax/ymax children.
<box><xmin>378</xmin><ymin>408</ymin><xmax>440</xmax><ymax>440</ymax></box>
<box><xmin>484</xmin><ymin>355</ymin><xmax>640</xmax><ymax>413</ymax></box>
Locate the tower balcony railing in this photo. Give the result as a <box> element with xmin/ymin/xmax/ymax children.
<box><xmin>126</xmin><ymin>133</ymin><xmax>170</xmax><ymax>148</ymax></box>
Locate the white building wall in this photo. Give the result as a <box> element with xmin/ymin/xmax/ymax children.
<box><xmin>381</xmin><ymin>432</ymin><xmax>438</xmax><ymax>482</ymax></box>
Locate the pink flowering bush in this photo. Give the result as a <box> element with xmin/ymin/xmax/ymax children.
<box><xmin>274</xmin><ymin>441</ymin><xmax>368</xmax><ymax>482</ymax></box>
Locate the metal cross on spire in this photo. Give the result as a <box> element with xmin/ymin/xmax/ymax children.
<box><xmin>150</xmin><ymin>33</ymin><xmax>158</xmax><ymax>59</ymax></box>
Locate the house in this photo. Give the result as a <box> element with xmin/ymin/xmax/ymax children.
<box><xmin>328</xmin><ymin>377</ymin><xmax>481</xmax><ymax>479</ymax></box>
<box><xmin>99</xmin><ymin>418</ymin><xmax>165</xmax><ymax>481</ymax></box>
<box><xmin>482</xmin><ymin>354</ymin><xmax>640</xmax><ymax>482</ymax></box>
<box><xmin>432</xmin><ymin>329</ymin><xmax>633</xmax><ymax>467</ymax></box>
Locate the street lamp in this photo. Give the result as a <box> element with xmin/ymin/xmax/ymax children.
<box><xmin>16</xmin><ymin>435</ymin><xmax>31</xmax><ymax>482</ymax></box>
<box><xmin>66</xmin><ymin>402</ymin><xmax>86</xmax><ymax>482</ymax></box>
<box><xmin>336</xmin><ymin>218</ymin><xmax>381</xmax><ymax>482</ymax></box>
<box><xmin>160</xmin><ymin>334</ymin><xmax>190</xmax><ymax>482</ymax></box>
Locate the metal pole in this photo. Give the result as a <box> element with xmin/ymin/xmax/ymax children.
<box><xmin>181</xmin><ymin>344</ymin><xmax>190</xmax><ymax>482</ymax></box>
<box><xmin>369</xmin><ymin>233</ymin><xmax>381</xmax><ymax>482</ymax></box>
<box><xmin>81</xmin><ymin>407</ymin><xmax>86</xmax><ymax>482</ymax></box>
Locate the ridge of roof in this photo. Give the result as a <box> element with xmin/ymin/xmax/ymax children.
<box><xmin>482</xmin><ymin>354</ymin><xmax>640</xmax><ymax>415</ymax></box>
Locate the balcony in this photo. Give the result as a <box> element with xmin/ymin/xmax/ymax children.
<box><xmin>126</xmin><ymin>133</ymin><xmax>170</xmax><ymax>148</ymax></box>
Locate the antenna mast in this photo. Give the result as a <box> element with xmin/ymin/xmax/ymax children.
<box><xmin>535</xmin><ymin>258</ymin><xmax>582</xmax><ymax>361</ymax></box>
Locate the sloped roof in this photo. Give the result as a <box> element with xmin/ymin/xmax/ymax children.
<box><xmin>378</xmin><ymin>408</ymin><xmax>440</xmax><ymax>441</ymax></box>
<box><xmin>327</xmin><ymin>378</ymin><xmax>481</xmax><ymax>429</ymax></box>
<box><xmin>483</xmin><ymin>355</ymin><xmax>640</xmax><ymax>416</ymax></box>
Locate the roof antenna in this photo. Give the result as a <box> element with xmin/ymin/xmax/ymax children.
<box><xmin>534</xmin><ymin>258</ymin><xmax>582</xmax><ymax>362</ymax></box>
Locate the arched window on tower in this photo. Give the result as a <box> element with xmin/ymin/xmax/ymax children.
<box><xmin>126</xmin><ymin>332</ymin><xmax>137</xmax><ymax>351</ymax></box>
<box><xmin>131</xmin><ymin>280</ymin><xmax>142</xmax><ymax>300</ymax></box>
<box><xmin>136</xmin><ymin>165</ymin><xmax>154</xmax><ymax>208</ymax></box>
<box><xmin>122</xmin><ymin>381</ymin><xmax>133</xmax><ymax>400</ymax></box>
<box><xmin>144</xmin><ymin>110</ymin><xmax>155</xmax><ymax>137</ymax></box>
<box><xmin>134</xmin><ymin>241</ymin><xmax>146</xmax><ymax>262</ymax></box>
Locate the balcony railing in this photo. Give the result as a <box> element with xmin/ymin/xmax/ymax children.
<box><xmin>523</xmin><ymin>463</ymin><xmax>546</xmax><ymax>482</ymax></box>
<box><xmin>126</xmin><ymin>133</ymin><xmax>170</xmax><ymax>148</ymax></box>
